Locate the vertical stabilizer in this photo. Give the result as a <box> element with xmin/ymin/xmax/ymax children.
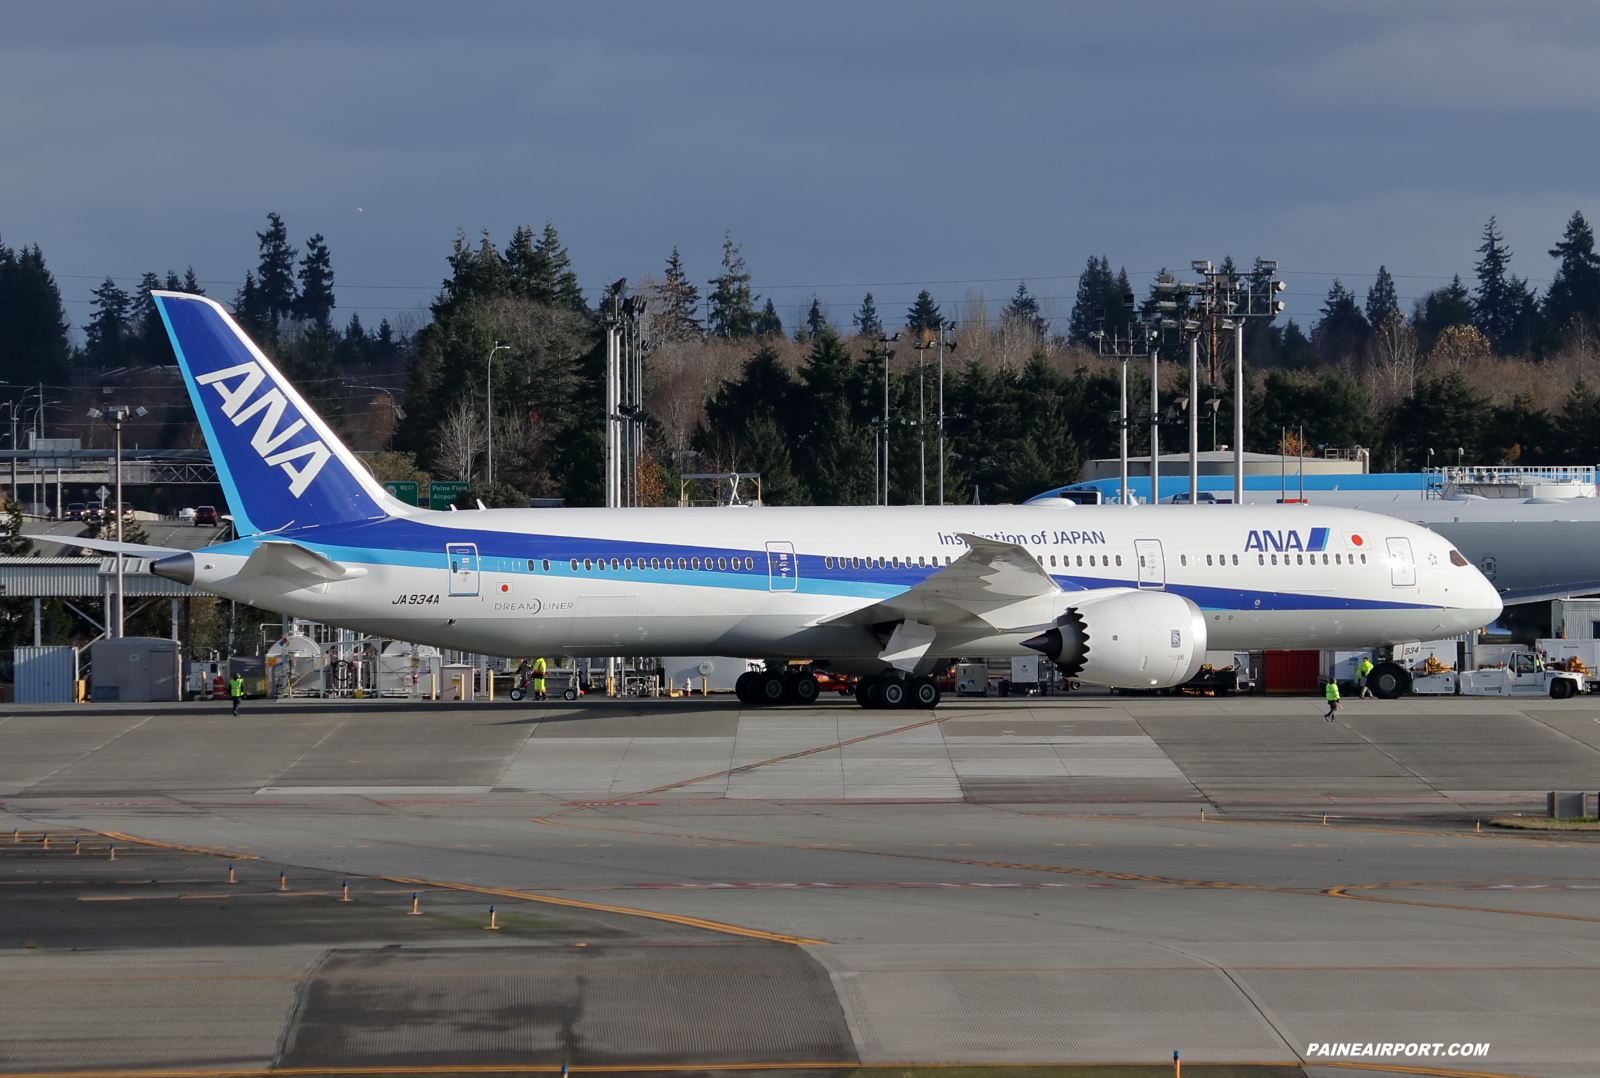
<box><xmin>153</xmin><ymin>291</ymin><xmax>402</xmax><ymax>535</ymax></box>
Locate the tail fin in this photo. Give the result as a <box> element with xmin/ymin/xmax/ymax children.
<box><xmin>153</xmin><ymin>291</ymin><xmax>403</xmax><ymax>536</ymax></box>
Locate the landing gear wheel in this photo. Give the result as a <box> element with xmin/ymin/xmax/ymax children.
<box><xmin>1368</xmin><ymin>662</ymin><xmax>1409</xmax><ymax>700</ymax></box>
<box><xmin>509</xmin><ymin>688</ymin><xmax>524</xmax><ymax>702</ymax></box>
<box><xmin>879</xmin><ymin>678</ymin><xmax>909</xmax><ymax>708</ymax></box>
<box><xmin>787</xmin><ymin>673</ymin><xmax>820</xmax><ymax>705</ymax></box>
<box><xmin>856</xmin><ymin>675</ymin><xmax>881</xmax><ymax>709</ymax></box>
<box><xmin>757</xmin><ymin>672</ymin><xmax>788</xmax><ymax>705</ymax></box>
<box><xmin>735</xmin><ymin>672</ymin><xmax>758</xmax><ymax>704</ymax></box>
<box><xmin>562</xmin><ymin>687</ymin><xmax>578</xmax><ymax>701</ymax></box>
<box><xmin>910</xmin><ymin>677</ymin><xmax>942</xmax><ymax>709</ymax></box>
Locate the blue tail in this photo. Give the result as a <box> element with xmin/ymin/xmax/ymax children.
<box><xmin>154</xmin><ymin>292</ymin><xmax>398</xmax><ymax>536</ymax></box>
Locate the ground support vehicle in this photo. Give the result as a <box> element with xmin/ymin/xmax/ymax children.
<box><xmin>1537</xmin><ymin>639</ymin><xmax>1600</xmax><ymax>692</ymax></box>
<box><xmin>1459</xmin><ymin>651</ymin><xmax>1585</xmax><ymax>699</ymax></box>
<box><xmin>508</xmin><ymin>666</ymin><xmax>580</xmax><ymax>702</ymax></box>
<box><xmin>1179</xmin><ymin>664</ymin><xmax>1239</xmax><ymax>695</ymax></box>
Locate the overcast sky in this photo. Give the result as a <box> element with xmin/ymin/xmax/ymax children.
<box><xmin>3</xmin><ymin>1</ymin><xmax>1598</xmax><ymax>340</ymax></box>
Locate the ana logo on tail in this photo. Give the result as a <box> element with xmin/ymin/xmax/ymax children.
<box><xmin>194</xmin><ymin>362</ymin><xmax>331</xmax><ymax>497</ymax></box>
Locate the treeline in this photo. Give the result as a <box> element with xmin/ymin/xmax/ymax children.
<box><xmin>9</xmin><ymin>210</ymin><xmax>1600</xmax><ymax>513</ymax></box>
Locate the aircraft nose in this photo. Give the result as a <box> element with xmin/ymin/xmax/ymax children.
<box><xmin>1461</xmin><ymin>564</ymin><xmax>1503</xmax><ymax>625</ymax></box>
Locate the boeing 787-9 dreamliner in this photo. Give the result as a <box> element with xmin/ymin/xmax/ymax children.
<box><xmin>77</xmin><ymin>293</ymin><xmax>1501</xmax><ymax>709</ymax></box>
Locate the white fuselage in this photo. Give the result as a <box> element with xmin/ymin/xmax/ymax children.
<box><xmin>180</xmin><ymin>504</ymin><xmax>1502</xmax><ymax>664</ymax></box>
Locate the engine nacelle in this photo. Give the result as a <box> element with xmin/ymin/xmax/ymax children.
<box><xmin>1022</xmin><ymin>589</ymin><xmax>1207</xmax><ymax>689</ymax></box>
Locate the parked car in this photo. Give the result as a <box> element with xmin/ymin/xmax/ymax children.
<box><xmin>64</xmin><ymin>502</ymin><xmax>88</xmax><ymax>521</ymax></box>
<box><xmin>194</xmin><ymin>505</ymin><xmax>219</xmax><ymax>526</ymax></box>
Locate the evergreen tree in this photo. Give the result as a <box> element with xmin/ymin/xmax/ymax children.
<box><xmin>795</xmin><ymin>327</ymin><xmax>874</xmax><ymax>503</ymax></box>
<box><xmin>1412</xmin><ymin>275</ymin><xmax>1473</xmax><ymax>354</ymax></box>
<box><xmin>180</xmin><ymin>267</ymin><xmax>205</xmax><ymax>295</ymax></box>
<box><xmin>1472</xmin><ymin>216</ymin><xmax>1539</xmax><ymax>353</ymax></box>
<box><xmin>506</xmin><ymin>221</ymin><xmax>586</xmax><ymax>310</ymax></box>
<box><xmin>131</xmin><ymin>272</ymin><xmax>163</xmax><ymax>353</ymax></box>
<box><xmin>1545</xmin><ymin>211</ymin><xmax>1600</xmax><ymax>343</ymax></box>
<box><xmin>1005</xmin><ymin>281</ymin><xmax>1047</xmax><ymax>338</ymax></box>
<box><xmin>1557</xmin><ymin>380</ymin><xmax>1600</xmax><ymax>463</ymax></box>
<box><xmin>294</xmin><ymin>233</ymin><xmax>336</xmax><ymax>331</ymax></box>
<box><xmin>905</xmin><ymin>290</ymin><xmax>943</xmax><ymax>341</ymax></box>
<box><xmin>1311</xmin><ymin>279</ymin><xmax>1369</xmax><ymax>362</ymax></box>
<box><xmin>254</xmin><ymin>212</ymin><xmax>299</xmax><ymax>337</ymax></box>
<box><xmin>232</xmin><ymin>271</ymin><xmax>271</xmax><ymax>341</ymax></box>
<box><xmin>1365</xmin><ymin>266</ymin><xmax>1399</xmax><ymax>328</ymax></box>
<box><xmin>84</xmin><ymin>277</ymin><xmax>133</xmax><ymax>366</ymax></box>
<box><xmin>754</xmin><ymin>298</ymin><xmax>783</xmax><ymax>338</ymax></box>
<box><xmin>706</xmin><ymin>232</ymin><xmax>758</xmax><ymax>339</ymax></box>
<box><xmin>851</xmin><ymin>292</ymin><xmax>882</xmax><ymax>339</ymax></box>
<box><xmin>657</xmin><ymin>246</ymin><xmax>701</xmax><ymax>341</ymax></box>
<box><xmin>1386</xmin><ymin>371</ymin><xmax>1494</xmax><ymax>468</ymax></box>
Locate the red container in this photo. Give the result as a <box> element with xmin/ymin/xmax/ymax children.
<box><xmin>1263</xmin><ymin>650</ymin><xmax>1321</xmax><ymax>694</ymax></box>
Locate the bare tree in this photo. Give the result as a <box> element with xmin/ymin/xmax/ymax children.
<box><xmin>1366</xmin><ymin>312</ymin><xmax>1419</xmax><ymax>412</ymax></box>
<box><xmin>435</xmin><ymin>400</ymin><xmax>478</xmax><ymax>481</ymax></box>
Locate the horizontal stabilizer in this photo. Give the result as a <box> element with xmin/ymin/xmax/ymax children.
<box><xmin>51</xmin><ymin>535</ymin><xmax>185</xmax><ymax>557</ymax></box>
<box><xmin>235</xmin><ymin>540</ymin><xmax>369</xmax><ymax>586</ymax></box>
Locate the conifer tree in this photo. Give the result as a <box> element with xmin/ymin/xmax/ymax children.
<box><xmin>85</xmin><ymin>277</ymin><xmax>132</xmax><ymax>366</ymax></box>
<box><xmin>1545</xmin><ymin>211</ymin><xmax>1600</xmax><ymax>342</ymax></box>
<box><xmin>294</xmin><ymin>233</ymin><xmax>336</xmax><ymax>332</ymax></box>
<box><xmin>851</xmin><ymin>292</ymin><xmax>882</xmax><ymax>339</ymax></box>
<box><xmin>1412</xmin><ymin>275</ymin><xmax>1473</xmax><ymax>354</ymax></box>
<box><xmin>180</xmin><ymin>267</ymin><xmax>205</xmax><ymax>295</ymax></box>
<box><xmin>232</xmin><ymin>271</ymin><xmax>271</xmax><ymax>341</ymax></box>
<box><xmin>1067</xmin><ymin>256</ymin><xmax>1132</xmax><ymax>344</ymax></box>
<box><xmin>754</xmin><ymin>298</ymin><xmax>783</xmax><ymax>338</ymax></box>
<box><xmin>905</xmin><ymin>290</ymin><xmax>943</xmax><ymax>341</ymax></box>
<box><xmin>706</xmin><ymin>232</ymin><xmax>757</xmax><ymax>339</ymax></box>
<box><xmin>1005</xmin><ymin>281</ymin><xmax>1047</xmax><ymax>338</ymax></box>
<box><xmin>506</xmin><ymin>222</ymin><xmax>586</xmax><ymax>311</ymax></box>
<box><xmin>1311</xmin><ymin>279</ymin><xmax>1368</xmax><ymax>362</ymax></box>
<box><xmin>1365</xmin><ymin>266</ymin><xmax>1399</xmax><ymax>328</ymax></box>
<box><xmin>1472</xmin><ymin>217</ymin><xmax>1539</xmax><ymax>353</ymax></box>
<box><xmin>0</xmin><ymin>239</ymin><xmax>70</xmax><ymax>388</ymax></box>
<box><xmin>656</xmin><ymin>246</ymin><xmax>701</xmax><ymax>340</ymax></box>
<box><xmin>805</xmin><ymin>298</ymin><xmax>828</xmax><ymax>339</ymax></box>
<box><xmin>254</xmin><ymin>213</ymin><xmax>299</xmax><ymax>337</ymax></box>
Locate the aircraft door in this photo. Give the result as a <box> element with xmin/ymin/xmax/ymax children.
<box><xmin>1386</xmin><ymin>537</ymin><xmax>1416</xmax><ymax>587</ymax></box>
<box><xmin>1133</xmin><ymin>539</ymin><xmax>1165</xmax><ymax>589</ymax></box>
<box><xmin>447</xmin><ymin>543</ymin><xmax>480</xmax><ymax>596</ymax></box>
<box><xmin>766</xmin><ymin>541</ymin><xmax>798</xmax><ymax>591</ymax></box>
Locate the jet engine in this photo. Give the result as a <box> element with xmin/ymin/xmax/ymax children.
<box><xmin>1022</xmin><ymin>589</ymin><xmax>1207</xmax><ymax>689</ymax></box>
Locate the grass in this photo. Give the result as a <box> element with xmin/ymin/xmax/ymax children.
<box><xmin>1491</xmin><ymin>815</ymin><xmax>1600</xmax><ymax>830</ymax></box>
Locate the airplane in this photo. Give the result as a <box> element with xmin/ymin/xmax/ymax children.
<box><xmin>77</xmin><ymin>292</ymin><xmax>1502</xmax><ymax>709</ymax></box>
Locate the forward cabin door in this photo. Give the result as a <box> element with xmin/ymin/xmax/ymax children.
<box><xmin>766</xmin><ymin>541</ymin><xmax>798</xmax><ymax>591</ymax></box>
<box><xmin>447</xmin><ymin>544</ymin><xmax>480</xmax><ymax>596</ymax></box>
<box><xmin>1134</xmin><ymin>539</ymin><xmax>1165</xmax><ymax>589</ymax></box>
<box><xmin>1386</xmin><ymin>537</ymin><xmax>1416</xmax><ymax>587</ymax></box>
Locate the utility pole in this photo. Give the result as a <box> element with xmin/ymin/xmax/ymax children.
<box><xmin>87</xmin><ymin>404</ymin><xmax>146</xmax><ymax>639</ymax></box>
<box><xmin>876</xmin><ymin>334</ymin><xmax>899</xmax><ymax>505</ymax></box>
<box><xmin>913</xmin><ymin>338</ymin><xmax>933</xmax><ymax>505</ymax></box>
<box><xmin>1188</xmin><ymin>336</ymin><xmax>1200</xmax><ymax>506</ymax></box>
<box><xmin>485</xmin><ymin>342</ymin><xmax>509</xmax><ymax>486</ymax></box>
<box><xmin>1091</xmin><ymin>291</ymin><xmax>1151</xmax><ymax>507</ymax></box>
<box><xmin>938</xmin><ymin>330</ymin><xmax>956</xmax><ymax>505</ymax></box>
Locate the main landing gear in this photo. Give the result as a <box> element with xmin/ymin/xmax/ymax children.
<box><xmin>735</xmin><ymin>670</ymin><xmax>822</xmax><ymax>707</ymax></box>
<box><xmin>855</xmin><ymin>674</ymin><xmax>941</xmax><ymax>710</ymax></box>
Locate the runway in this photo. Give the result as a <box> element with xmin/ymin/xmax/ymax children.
<box><xmin>2</xmin><ymin>691</ymin><xmax>1598</xmax><ymax>1077</ymax></box>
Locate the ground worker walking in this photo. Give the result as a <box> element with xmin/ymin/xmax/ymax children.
<box><xmin>229</xmin><ymin>672</ymin><xmax>245</xmax><ymax>716</ymax></box>
<box><xmin>533</xmin><ymin>656</ymin><xmax>548</xmax><ymax>702</ymax></box>
<box><xmin>1357</xmin><ymin>656</ymin><xmax>1375</xmax><ymax>698</ymax></box>
<box><xmin>1324</xmin><ymin>677</ymin><xmax>1341</xmax><ymax>720</ymax></box>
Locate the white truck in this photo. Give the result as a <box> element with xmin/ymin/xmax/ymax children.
<box><xmin>1536</xmin><ymin>639</ymin><xmax>1600</xmax><ymax>693</ymax></box>
<box><xmin>1459</xmin><ymin>650</ymin><xmax>1586</xmax><ymax>699</ymax></box>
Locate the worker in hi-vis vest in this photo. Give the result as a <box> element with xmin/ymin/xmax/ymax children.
<box><xmin>229</xmin><ymin>673</ymin><xmax>245</xmax><ymax>715</ymax></box>
<box><xmin>1357</xmin><ymin>656</ymin><xmax>1375</xmax><ymax>698</ymax></box>
<box><xmin>532</xmin><ymin>657</ymin><xmax>548</xmax><ymax>701</ymax></box>
<box><xmin>1324</xmin><ymin>677</ymin><xmax>1341</xmax><ymax>720</ymax></box>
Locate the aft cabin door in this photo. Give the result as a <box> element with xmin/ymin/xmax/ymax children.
<box><xmin>766</xmin><ymin>541</ymin><xmax>798</xmax><ymax>591</ymax></box>
<box><xmin>1386</xmin><ymin>537</ymin><xmax>1416</xmax><ymax>587</ymax></box>
<box><xmin>447</xmin><ymin>543</ymin><xmax>480</xmax><ymax>596</ymax></box>
<box><xmin>1134</xmin><ymin>539</ymin><xmax>1165</xmax><ymax>589</ymax></box>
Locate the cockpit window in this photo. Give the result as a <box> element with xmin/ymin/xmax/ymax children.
<box><xmin>1449</xmin><ymin>549</ymin><xmax>1468</xmax><ymax>567</ymax></box>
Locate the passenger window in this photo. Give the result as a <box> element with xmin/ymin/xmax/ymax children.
<box><xmin>584</xmin><ymin>559</ymin><xmax>594</xmax><ymax>570</ymax></box>
<box><xmin>691</xmin><ymin>557</ymin><xmax>701</xmax><ymax>569</ymax></box>
<box><xmin>1139</xmin><ymin>556</ymin><xmax>1146</xmax><ymax>567</ymax></box>
<box><xmin>1361</xmin><ymin>554</ymin><xmax>1367</xmax><ymax>564</ymax></box>
<box><xmin>607</xmin><ymin>558</ymin><xmax>616</xmax><ymax>570</ymax></box>
<box><xmin>1180</xmin><ymin>555</ymin><xmax>1187</xmax><ymax>566</ymax></box>
<box><xmin>745</xmin><ymin>557</ymin><xmax>754</xmax><ymax>569</ymax></box>
<box><xmin>878</xmin><ymin>557</ymin><xmax>886</xmax><ymax>568</ymax></box>
<box><xmin>1322</xmin><ymin>554</ymin><xmax>1329</xmax><ymax>564</ymax></box>
<box><xmin>542</xmin><ymin>559</ymin><xmax>550</xmax><ymax>572</ymax></box>
<box><xmin>649</xmin><ymin>557</ymin><xmax>659</xmax><ymax>570</ymax></box>
<box><xmin>1206</xmin><ymin>554</ymin><xmax>1212</xmax><ymax>566</ymax></box>
<box><xmin>1296</xmin><ymin>554</ymin><xmax>1303</xmax><ymax>565</ymax></box>
<box><xmin>717</xmin><ymin>557</ymin><xmax>727</xmax><ymax>570</ymax></box>
<box><xmin>528</xmin><ymin>559</ymin><xmax>537</xmax><ymax>572</ymax></box>
<box><xmin>944</xmin><ymin>556</ymin><xmax>951</xmax><ymax>565</ymax></box>
<box><xmin>571</xmin><ymin>559</ymin><xmax>580</xmax><ymax>571</ymax></box>
<box><xmin>919</xmin><ymin>555</ymin><xmax>927</xmax><ymax>568</ymax></box>
<box><xmin>1115</xmin><ymin>555</ymin><xmax>1122</xmax><ymax>566</ymax></box>
<box><xmin>1335</xmin><ymin>553</ymin><xmax>1341</xmax><ymax>564</ymax></box>
<box><xmin>624</xmin><ymin>558</ymin><xmax>634</xmax><ymax>569</ymax></box>
<box><xmin>678</xmin><ymin>557</ymin><xmax>688</xmax><ymax>569</ymax></box>
<box><xmin>1076</xmin><ymin>555</ymin><xmax>1083</xmax><ymax>567</ymax></box>
<box><xmin>1271</xmin><ymin>555</ymin><xmax>1277</xmax><ymax>565</ymax></box>
<box><xmin>825</xmin><ymin>557</ymin><xmax>833</xmax><ymax>569</ymax></box>
<box><xmin>1258</xmin><ymin>554</ymin><xmax>1264</xmax><ymax>565</ymax></box>
<box><xmin>1231</xmin><ymin>554</ymin><xmax>1238</xmax><ymax>565</ymax></box>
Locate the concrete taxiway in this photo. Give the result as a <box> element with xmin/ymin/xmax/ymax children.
<box><xmin>2</xmin><ymin>691</ymin><xmax>1599</xmax><ymax>1077</ymax></box>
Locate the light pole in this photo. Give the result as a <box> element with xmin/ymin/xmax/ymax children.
<box><xmin>938</xmin><ymin>330</ymin><xmax>956</xmax><ymax>505</ymax></box>
<box><xmin>485</xmin><ymin>342</ymin><xmax>509</xmax><ymax>486</ymax></box>
<box><xmin>876</xmin><ymin>334</ymin><xmax>899</xmax><ymax>505</ymax></box>
<box><xmin>913</xmin><ymin>338</ymin><xmax>933</xmax><ymax>505</ymax></box>
<box><xmin>87</xmin><ymin>404</ymin><xmax>146</xmax><ymax>639</ymax></box>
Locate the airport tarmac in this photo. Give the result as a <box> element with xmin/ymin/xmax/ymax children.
<box><xmin>3</xmin><ymin>691</ymin><xmax>1599</xmax><ymax>1077</ymax></box>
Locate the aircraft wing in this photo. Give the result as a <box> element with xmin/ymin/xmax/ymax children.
<box><xmin>51</xmin><ymin>535</ymin><xmax>186</xmax><ymax>557</ymax></box>
<box><xmin>234</xmin><ymin>540</ymin><xmax>368</xmax><ymax>586</ymax></box>
<box><xmin>825</xmin><ymin>532</ymin><xmax>1069</xmax><ymax>633</ymax></box>
<box><xmin>1497</xmin><ymin>580</ymin><xmax>1600</xmax><ymax>606</ymax></box>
